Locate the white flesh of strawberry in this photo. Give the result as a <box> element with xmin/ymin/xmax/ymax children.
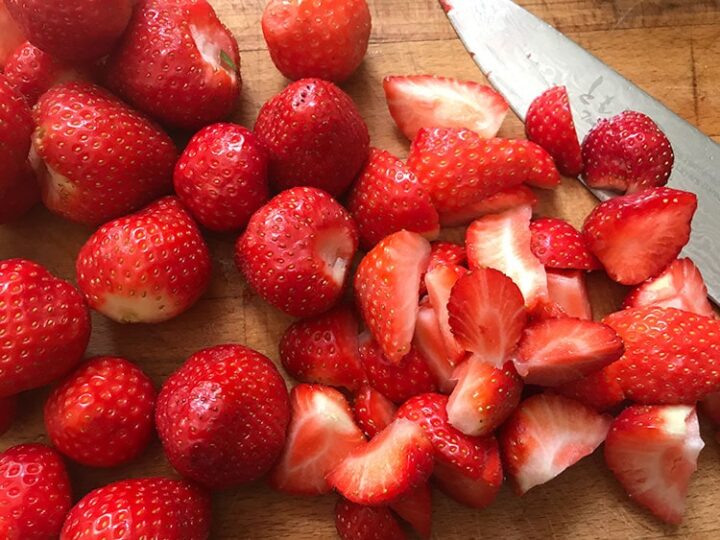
<box><xmin>101</xmin><ymin>291</ymin><xmax>177</xmax><ymax>324</ymax></box>
<box><xmin>315</xmin><ymin>227</ymin><xmax>355</xmax><ymax>287</ymax></box>
<box><xmin>414</xmin><ymin>304</ymin><xmax>456</xmax><ymax>393</ymax></box>
<box><xmin>189</xmin><ymin>22</ymin><xmax>237</xmax><ymax>81</ymax></box>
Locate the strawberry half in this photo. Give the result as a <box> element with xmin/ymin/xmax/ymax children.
<box><xmin>605</xmin><ymin>405</ymin><xmax>704</xmax><ymax>524</ymax></box>
<box><xmin>390</xmin><ymin>484</ymin><xmax>432</xmax><ymax>539</ymax></box>
<box><xmin>413</xmin><ymin>303</ymin><xmax>457</xmax><ymax>393</ymax></box>
<box><xmin>500</xmin><ymin>393</ymin><xmax>612</xmax><ymax>494</ymax></box>
<box><xmin>327</xmin><ymin>418</ymin><xmax>434</xmax><ymax>505</ymax></box>
<box><xmin>546</xmin><ymin>269</ymin><xmax>593</xmax><ymax>320</ymax></box>
<box><xmin>530</xmin><ymin>217</ymin><xmax>600</xmax><ymax>270</ymax></box>
<box><xmin>270</xmin><ymin>384</ymin><xmax>366</xmax><ymax>495</ymax></box>
<box><xmin>335</xmin><ymin>499</ymin><xmax>406</xmax><ymax>540</ymax></box>
<box><xmin>353</xmin><ymin>385</ymin><xmax>396</xmax><ymax>440</ymax></box>
<box><xmin>556</xmin><ymin>365</ymin><xmax>625</xmax><ymax>412</ymax></box>
<box><xmin>383</xmin><ymin>75</ymin><xmax>508</xmax><ymax>140</ymax></box>
<box><xmin>439</xmin><ymin>185</ymin><xmax>538</xmax><ymax>228</ymax></box>
<box><xmin>425</xmin><ymin>264</ymin><xmax>466</xmax><ymax>365</ymax></box>
<box><xmin>582</xmin><ymin>187</ymin><xmax>697</xmax><ymax>285</ymax></box>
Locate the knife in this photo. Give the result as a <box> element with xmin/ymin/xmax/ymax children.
<box><xmin>440</xmin><ymin>0</ymin><xmax>720</xmax><ymax>306</ymax></box>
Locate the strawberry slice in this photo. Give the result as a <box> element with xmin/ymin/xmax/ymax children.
<box><xmin>425</xmin><ymin>264</ymin><xmax>466</xmax><ymax>365</ymax></box>
<box><xmin>335</xmin><ymin>498</ymin><xmax>406</xmax><ymax>540</ymax></box>
<box><xmin>514</xmin><ymin>318</ymin><xmax>624</xmax><ymax>386</ymax></box>
<box><xmin>556</xmin><ymin>365</ymin><xmax>625</xmax><ymax>412</ymax></box>
<box><xmin>355</xmin><ymin>230</ymin><xmax>431</xmax><ymax>364</ymax></box>
<box><xmin>390</xmin><ymin>484</ymin><xmax>432</xmax><ymax>539</ymax></box>
<box><xmin>439</xmin><ymin>185</ymin><xmax>538</xmax><ymax>227</ymax></box>
<box><xmin>279</xmin><ymin>306</ymin><xmax>366</xmax><ymax>392</ymax></box>
<box><xmin>530</xmin><ymin>217</ymin><xmax>600</xmax><ymax>270</ymax></box>
<box><xmin>413</xmin><ymin>303</ymin><xmax>457</xmax><ymax>393</ymax></box>
<box><xmin>383</xmin><ymin>75</ymin><xmax>508</xmax><ymax>141</ymax></box>
<box><xmin>270</xmin><ymin>384</ymin><xmax>365</xmax><ymax>495</ymax></box>
<box><xmin>623</xmin><ymin>258</ymin><xmax>716</xmax><ymax>318</ymax></box>
<box><xmin>419</xmin><ymin>241</ymin><xmax>466</xmax><ymax>296</ymax></box>
<box><xmin>518</xmin><ymin>139</ymin><xmax>562</xmax><ymax>189</ymax></box>
<box><xmin>605</xmin><ymin>405</ymin><xmax>704</xmax><ymax>524</ymax></box>
<box><xmin>466</xmin><ymin>204</ymin><xmax>549</xmax><ymax>309</ymax></box>
<box><xmin>582</xmin><ymin>187</ymin><xmax>697</xmax><ymax>285</ymax></box>
<box><xmin>353</xmin><ymin>385</ymin><xmax>396</xmax><ymax>440</ymax></box>
<box><xmin>447</xmin><ymin>268</ymin><xmax>527</xmax><ymax>367</ymax></box>
<box><xmin>327</xmin><ymin>418</ymin><xmax>434</xmax><ymax>505</ymax></box>
<box><xmin>500</xmin><ymin>393</ymin><xmax>612</xmax><ymax>494</ymax></box>
<box><xmin>546</xmin><ymin>269</ymin><xmax>592</xmax><ymax>320</ymax></box>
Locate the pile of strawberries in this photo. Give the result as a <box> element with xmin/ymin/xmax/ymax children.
<box><xmin>0</xmin><ymin>0</ymin><xmax>718</xmax><ymax>538</ymax></box>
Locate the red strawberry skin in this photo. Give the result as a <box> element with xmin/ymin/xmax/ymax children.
<box><xmin>106</xmin><ymin>0</ymin><xmax>241</xmax><ymax>129</ymax></box>
<box><xmin>262</xmin><ymin>0</ymin><xmax>371</xmax><ymax>83</ymax></box>
<box><xmin>335</xmin><ymin>499</ymin><xmax>406</xmax><ymax>540</ymax></box>
<box><xmin>530</xmin><ymin>217</ymin><xmax>600</xmax><ymax>270</ymax></box>
<box><xmin>0</xmin><ymin>395</ymin><xmax>16</xmax><ymax>436</ymax></box>
<box><xmin>60</xmin><ymin>477</ymin><xmax>211</xmax><ymax>539</ymax></box>
<box><xmin>0</xmin><ymin>74</ymin><xmax>32</xmax><ymax>176</ymax></box>
<box><xmin>236</xmin><ymin>187</ymin><xmax>358</xmax><ymax>318</ymax></box>
<box><xmin>33</xmin><ymin>82</ymin><xmax>178</xmax><ymax>226</ymax></box>
<box><xmin>557</xmin><ymin>364</ymin><xmax>625</xmax><ymax>412</ymax></box>
<box><xmin>0</xmin><ymin>259</ymin><xmax>90</xmax><ymax>397</ymax></box>
<box><xmin>44</xmin><ymin>356</ymin><xmax>156</xmax><ymax>468</ymax></box>
<box><xmin>76</xmin><ymin>196</ymin><xmax>211</xmax><ymax>324</ymax></box>
<box><xmin>440</xmin><ymin>184</ymin><xmax>538</xmax><ymax>228</ymax></box>
<box><xmin>0</xmin><ymin>444</ymin><xmax>72</xmax><ymax>539</ymax></box>
<box><xmin>353</xmin><ymin>385</ymin><xmax>396</xmax><ymax>439</ymax></box>
<box><xmin>155</xmin><ymin>344</ymin><xmax>290</xmax><ymax>489</ymax></box>
<box><xmin>174</xmin><ymin>123</ymin><xmax>270</xmax><ymax>232</ymax></box>
<box><xmin>254</xmin><ymin>78</ymin><xmax>370</xmax><ymax>196</ymax></box>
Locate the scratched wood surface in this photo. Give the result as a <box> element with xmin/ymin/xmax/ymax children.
<box><xmin>2</xmin><ymin>0</ymin><xmax>720</xmax><ymax>538</ymax></box>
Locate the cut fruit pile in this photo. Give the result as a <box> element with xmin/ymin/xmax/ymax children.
<box><xmin>0</xmin><ymin>0</ymin><xmax>719</xmax><ymax>539</ymax></box>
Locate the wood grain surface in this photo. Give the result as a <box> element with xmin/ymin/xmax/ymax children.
<box><xmin>2</xmin><ymin>1</ymin><xmax>720</xmax><ymax>538</ymax></box>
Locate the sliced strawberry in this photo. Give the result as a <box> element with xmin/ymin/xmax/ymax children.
<box><xmin>335</xmin><ymin>498</ymin><xmax>406</xmax><ymax>540</ymax></box>
<box><xmin>383</xmin><ymin>75</ymin><xmax>508</xmax><ymax>141</ymax></box>
<box><xmin>518</xmin><ymin>140</ymin><xmax>562</xmax><ymax>188</ymax></box>
<box><xmin>353</xmin><ymin>385</ymin><xmax>396</xmax><ymax>440</ymax></box>
<box><xmin>419</xmin><ymin>241</ymin><xmax>466</xmax><ymax>296</ymax></box>
<box><xmin>605</xmin><ymin>405</ymin><xmax>704</xmax><ymax>524</ymax></box>
<box><xmin>556</xmin><ymin>365</ymin><xmax>625</xmax><ymax>412</ymax></box>
<box><xmin>500</xmin><ymin>393</ymin><xmax>612</xmax><ymax>494</ymax></box>
<box><xmin>425</xmin><ymin>264</ymin><xmax>466</xmax><ymax>365</ymax></box>
<box><xmin>327</xmin><ymin>418</ymin><xmax>434</xmax><ymax>505</ymax></box>
<box><xmin>413</xmin><ymin>304</ymin><xmax>457</xmax><ymax>393</ymax></box>
<box><xmin>546</xmin><ymin>269</ymin><xmax>593</xmax><ymax>320</ymax></box>
<box><xmin>439</xmin><ymin>185</ymin><xmax>538</xmax><ymax>227</ymax></box>
<box><xmin>582</xmin><ymin>187</ymin><xmax>697</xmax><ymax>285</ymax></box>
<box><xmin>433</xmin><ymin>458</ymin><xmax>503</xmax><ymax>510</ymax></box>
<box><xmin>355</xmin><ymin>230</ymin><xmax>431</xmax><ymax>363</ymax></box>
<box><xmin>390</xmin><ymin>484</ymin><xmax>432</xmax><ymax>539</ymax></box>
<box><xmin>530</xmin><ymin>217</ymin><xmax>600</xmax><ymax>270</ymax></box>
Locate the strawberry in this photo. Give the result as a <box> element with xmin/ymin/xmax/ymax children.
<box><xmin>76</xmin><ymin>197</ymin><xmax>211</xmax><ymax>324</ymax></box>
<box><xmin>425</xmin><ymin>264</ymin><xmax>467</xmax><ymax>365</ymax></box>
<box><xmin>355</xmin><ymin>230</ymin><xmax>431</xmax><ymax>363</ymax></box>
<box><xmin>466</xmin><ymin>204</ymin><xmax>549</xmax><ymax>309</ymax></box>
<box><xmin>603</xmin><ymin>306</ymin><xmax>720</xmax><ymax>404</ymax></box>
<box><xmin>446</xmin><ymin>359</ymin><xmax>523</xmax><ymax>437</ymax></box>
<box><xmin>413</xmin><ymin>303</ymin><xmax>456</xmax><ymax>393</ymax></box>
<box><xmin>348</xmin><ymin>148</ymin><xmax>439</xmax><ymax>250</ymax></box>
<box><xmin>546</xmin><ymin>269</ymin><xmax>593</xmax><ymax>320</ymax></box>
<box><xmin>254</xmin><ymin>78</ymin><xmax>369</xmax><ymax>196</ymax></box>
<box><xmin>514</xmin><ymin>318</ymin><xmax>624</xmax><ymax>386</ymax></box>
<box><xmin>173</xmin><ymin>123</ymin><xmax>270</xmax><ymax>232</ymax></box>
<box><xmin>106</xmin><ymin>0</ymin><xmax>241</xmax><ymax>129</ymax></box>
<box><xmin>500</xmin><ymin>393</ymin><xmax>612</xmax><ymax>494</ymax></box>
<box><xmin>262</xmin><ymin>0</ymin><xmax>371</xmax><ymax>83</ymax></box>
<box><xmin>335</xmin><ymin>499</ymin><xmax>406</xmax><ymax>540</ymax></box>
<box><xmin>582</xmin><ymin>187</ymin><xmax>697</xmax><ymax>285</ymax></box>
<box><xmin>33</xmin><ymin>82</ymin><xmax>178</xmax><ymax>226</ymax></box>
<box><xmin>0</xmin><ymin>395</ymin><xmax>16</xmax><ymax>436</ymax></box>
<box><xmin>517</xmin><ymin>139</ymin><xmax>562</xmax><ymax>188</ymax></box>
<box><xmin>0</xmin><ymin>444</ymin><xmax>72</xmax><ymax>539</ymax></box>
<box><xmin>270</xmin><ymin>384</ymin><xmax>365</xmax><ymax>495</ymax></box>
<box><xmin>4</xmin><ymin>0</ymin><xmax>132</xmax><ymax>61</ymax></box>
<box><xmin>60</xmin><ymin>477</ymin><xmax>211</xmax><ymax>539</ymax></box>
<box><xmin>359</xmin><ymin>337</ymin><xmax>438</xmax><ymax>404</ymax></box>
<box><xmin>280</xmin><ymin>305</ymin><xmax>366</xmax><ymax>392</ymax></box>
<box><xmin>582</xmin><ymin>110</ymin><xmax>674</xmax><ymax>193</ymax></box>
<box><xmin>439</xmin><ymin>185</ymin><xmax>538</xmax><ymax>227</ymax></box>
<box><xmin>236</xmin><ymin>187</ymin><xmax>358</xmax><ymax>318</ymax></box>
<box><xmin>44</xmin><ymin>356</ymin><xmax>156</xmax><ymax>468</ymax></box>
<box><xmin>556</xmin><ymin>365</ymin><xmax>625</xmax><ymax>412</ymax></box>
<box><xmin>530</xmin><ymin>217</ymin><xmax>600</xmax><ymax>270</ymax></box>
<box><xmin>353</xmin><ymin>385</ymin><xmax>396</xmax><ymax>439</ymax></box>
<box><xmin>623</xmin><ymin>258</ymin><xmax>716</xmax><ymax>318</ymax></box>
<box><xmin>327</xmin><ymin>418</ymin><xmax>434</xmax><ymax>505</ymax></box>
<box><xmin>389</xmin><ymin>484</ymin><xmax>432</xmax><ymax>538</ymax></box>
<box><xmin>605</xmin><ymin>405</ymin><xmax>703</xmax><ymax>524</ymax></box>
<box><xmin>433</xmin><ymin>457</ymin><xmax>503</xmax><ymax>510</ymax></box>
<box><xmin>0</xmin><ymin>74</ymin><xmax>32</xmax><ymax>175</ymax></box>
<box><xmin>525</xmin><ymin>86</ymin><xmax>583</xmax><ymax>176</ymax></box>
<box><xmin>0</xmin><ymin>3</ymin><xmax>24</xmax><ymax>68</ymax></box>
<box><xmin>383</xmin><ymin>75</ymin><xmax>508</xmax><ymax>141</ymax></box>
<box><xmin>0</xmin><ymin>161</ymin><xmax>39</xmax><ymax>224</ymax></box>
<box><xmin>0</xmin><ymin>259</ymin><xmax>90</xmax><ymax>397</ymax></box>
<box><xmin>419</xmin><ymin>241</ymin><xmax>466</xmax><ymax>295</ymax></box>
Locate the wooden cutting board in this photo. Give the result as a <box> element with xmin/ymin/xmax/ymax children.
<box><xmin>2</xmin><ymin>1</ymin><xmax>720</xmax><ymax>538</ymax></box>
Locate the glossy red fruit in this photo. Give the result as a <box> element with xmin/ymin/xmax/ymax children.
<box><xmin>0</xmin><ymin>3</ymin><xmax>24</xmax><ymax>68</ymax></box>
<box><xmin>0</xmin><ymin>259</ymin><xmax>90</xmax><ymax>397</ymax></box>
<box><xmin>155</xmin><ymin>344</ymin><xmax>290</xmax><ymax>489</ymax></box>
<box><xmin>413</xmin><ymin>304</ymin><xmax>456</xmax><ymax>393</ymax></box>
<box><xmin>0</xmin><ymin>395</ymin><xmax>16</xmax><ymax>436</ymax></box>
<box><xmin>0</xmin><ymin>444</ymin><xmax>72</xmax><ymax>539</ymax></box>
<box><xmin>530</xmin><ymin>217</ymin><xmax>600</xmax><ymax>270</ymax></box>
<box><xmin>174</xmin><ymin>123</ymin><xmax>269</xmax><ymax>232</ymax></box>
<box><xmin>0</xmin><ymin>161</ymin><xmax>39</xmax><ymax>224</ymax></box>
<box><xmin>353</xmin><ymin>385</ymin><xmax>396</xmax><ymax>439</ymax></box>
<box><xmin>236</xmin><ymin>187</ymin><xmax>358</xmax><ymax>318</ymax></box>
<box><xmin>439</xmin><ymin>184</ymin><xmax>538</xmax><ymax>227</ymax></box>
<box><xmin>76</xmin><ymin>197</ymin><xmax>211</xmax><ymax>324</ymax></box>
<box><xmin>254</xmin><ymin>78</ymin><xmax>369</xmax><ymax>196</ymax></box>
<box><xmin>44</xmin><ymin>356</ymin><xmax>156</xmax><ymax>468</ymax></box>
<box><xmin>0</xmin><ymin>74</ymin><xmax>32</xmax><ymax>175</ymax></box>
<box><xmin>60</xmin><ymin>477</ymin><xmax>211</xmax><ymax>539</ymax></box>
<box><xmin>425</xmin><ymin>264</ymin><xmax>466</xmax><ymax>364</ymax></box>
<box><xmin>556</xmin><ymin>365</ymin><xmax>625</xmax><ymax>412</ymax></box>
<box><xmin>390</xmin><ymin>484</ymin><xmax>432</xmax><ymax>539</ymax></box>
<box><xmin>33</xmin><ymin>82</ymin><xmax>177</xmax><ymax>225</ymax></box>
<box><xmin>335</xmin><ymin>499</ymin><xmax>406</xmax><ymax>540</ymax></box>
<box><xmin>546</xmin><ymin>269</ymin><xmax>593</xmax><ymax>320</ymax></box>
<box><xmin>517</xmin><ymin>139</ymin><xmax>562</xmax><ymax>189</ymax></box>
<box><xmin>106</xmin><ymin>0</ymin><xmax>241</xmax><ymax>129</ymax></box>
<box><xmin>419</xmin><ymin>241</ymin><xmax>466</xmax><ymax>296</ymax></box>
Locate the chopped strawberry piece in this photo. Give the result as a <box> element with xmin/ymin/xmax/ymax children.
<box><xmin>530</xmin><ymin>217</ymin><xmax>600</xmax><ymax>270</ymax></box>
<box><xmin>556</xmin><ymin>365</ymin><xmax>625</xmax><ymax>412</ymax></box>
<box><xmin>546</xmin><ymin>269</ymin><xmax>593</xmax><ymax>320</ymax></box>
<box><xmin>353</xmin><ymin>385</ymin><xmax>396</xmax><ymax>440</ymax></box>
<box><xmin>432</xmin><ymin>458</ymin><xmax>503</xmax><ymax>510</ymax></box>
<box><xmin>439</xmin><ymin>185</ymin><xmax>538</xmax><ymax>227</ymax></box>
<box><xmin>419</xmin><ymin>241</ymin><xmax>466</xmax><ymax>295</ymax></box>
<box><xmin>413</xmin><ymin>304</ymin><xmax>457</xmax><ymax>393</ymax></box>
<box><xmin>335</xmin><ymin>498</ymin><xmax>406</xmax><ymax>540</ymax></box>
<box><xmin>518</xmin><ymin>140</ymin><xmax>561</xmax><ymax>188</ymax></box>
<box><xmin>390</xmin><ymin>484</ymin><xmax>432</xmax><ymax>539</ymax></box>
<box><xmin>425</xmin><ymin>264</ymin><xmax>467</xmax><ymax>365</ymax></box>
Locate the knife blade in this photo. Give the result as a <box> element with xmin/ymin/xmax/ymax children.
<box><xmin>441</xmin><ymin>0</ymin><xmax>720</xmax><ymax>306</ymax></box>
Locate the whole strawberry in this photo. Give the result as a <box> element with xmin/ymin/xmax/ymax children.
<box><xmin>33</xmin><ymin>82</ymin><xmax>177</xmax><ymax>226</ymax></box>
<box><xmin>155</xmin><ymin>344</ymin><xmax>290</xmax><ymax>489</ymax></box>
<box><xmin>254</xmin><ymin>79</ymin><xmax>370</xmax><ymax>196</ymax></box>
<box><xmin>174</xmin><ymin>123</ymin><xmax>270</xmax><ymax>232</ymax></box>
<box><xmin>106</xmin><ymin>0</ymin><xmax>241</xmax><ymax>129</ymax></box>
<box><xmin>0</xmin><ymin>444</ymin><xmax>72</xmax><ymax>539</ymax></box>
<box><xmin>76</xmin><ymin>196</ymin><xmax>211</xmax><ymax>324</ymax></box>
<box><xmin>236</xmin><ymin>187</ymin><xmax>358</xmax><ymax>317</ymax></box>
<box><xmin>44</xmin><ymin>356</ymin><xmax>156</xmax><ymax>468</ymax></box>
<box><xmin>60</xmin><ymin>477</ymin><xmax>211</xmax><ymax>539</ymax></box>
<box><xmin>262</xmin><ymin>0</ymin><xmax>371</xmax><ymax>82</ymax></box>
<box><xmin>0</xmin><ymin>259</ymin><xmax>90</xmax><ymax>397</ymax></box>
<box><xmin>0</xmin><ymin>74</ymin><xmax>32</xmax><ymax>176</ymax></box>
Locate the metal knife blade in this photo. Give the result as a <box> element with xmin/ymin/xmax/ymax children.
<box><xmin>441</xmin><ymin>0</ymin><xmax>720</xmax><ymax>306</ymax></box>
